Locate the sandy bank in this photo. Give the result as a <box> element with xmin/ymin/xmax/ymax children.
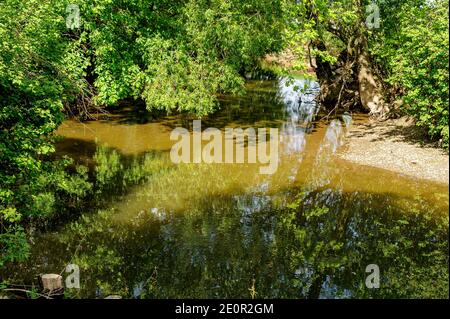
<box><xmin>338</xmin><ymin>116</ymin><xmax>449</xmax><ymax>185</ymax></box>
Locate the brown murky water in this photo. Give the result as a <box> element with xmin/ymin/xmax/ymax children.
<box><xmin>1</xmin><ymin>79</ymin><xmax>448</xmax><ymax>298</ymax></box>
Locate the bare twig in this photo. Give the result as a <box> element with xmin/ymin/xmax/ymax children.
<box><xmin>320</xmin><ymin>79</ymin><xmax>346</xmax><ymax>121</ymax></box>
<box><xmin>2</xmin><ymin>288</ymin><xmax>54</xmax><ymax>299</ymax></box>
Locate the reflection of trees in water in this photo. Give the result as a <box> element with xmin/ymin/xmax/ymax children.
<box><xmin>282</xmin><ymin>190</ymin><xmax>448</xmax><ymax>298</ymax></box>
<box><xmin>52</xmin><ymin>186</ymin><xmax>447</xmax><ymax>299</ymax></box>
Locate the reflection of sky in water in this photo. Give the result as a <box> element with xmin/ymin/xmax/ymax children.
<box><xmin>278</xmin><ymin>77</ymin><xmax>320</xmax><ymax>125</ymax></box>
<box><xmin>278</xmin><ymin>77</ymin><xmax>321</xmax><ymax>157</ymax></box>
<box><xmin>277</xmin><ymin>77</ymin><xmax>351</xmax><ymax>159</ymax></box>
<box><xmin>323</xmin><ymin>119</ymin><xmax>344</xmax><ymax>154</ymax></box>
<box><xmin>277</xmin><ymin>77</ymin><xmax>352</xmax><ymax>186</ymax></box>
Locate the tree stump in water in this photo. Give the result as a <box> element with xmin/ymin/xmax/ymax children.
<box><xmin>41</xmin><ymin>274</ymin><xmax>63</xmax><ymax>292</ymax></box>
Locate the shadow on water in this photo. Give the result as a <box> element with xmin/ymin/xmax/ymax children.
<box><xmin>1</xmin><ymin>78</ymin><xmax>448</xmax><ymax>299</ymax></box>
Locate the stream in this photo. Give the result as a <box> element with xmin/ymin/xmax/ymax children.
<box><xmin>1</xmin><ymin>78</ymin><xmax>448</xmax><ymax>298</ymax></box>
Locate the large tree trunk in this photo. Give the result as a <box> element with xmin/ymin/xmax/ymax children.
<box><xmin>354</xmin><ymin>27</ymin><xmax>388</xmax><ymax>117</ymax></box>
<box><xmin>312</xmin><ymin>1</ymin><xmax>389</xmax><ymax>118</ymax></box>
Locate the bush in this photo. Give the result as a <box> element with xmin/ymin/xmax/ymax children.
<box><xmin>0</xmin><ymin>0</ymin><xmax>90</xmax><ymax>265</ymax></box>
<box><xmin>370</xmin><ymin>0</ymin><xmax>449</xmax><ymax>148</ymax></box>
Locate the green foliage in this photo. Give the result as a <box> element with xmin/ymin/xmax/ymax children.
<box><xmin>282</xmin><ymin>0</ymin><xmax>359</xmax><ymax>70</ymax></box>
<box><xmin>0</xmin><ymin>226</ymin><xmax>29</xmax><ymax>267</ymax></box>
<box><xmin>1</xmin><ymin>0</ymin><xmax>448</xmax><ymax>296</ymax></box>
<box><xmin>71</xmin><ymin>0</ymin><xmax>284</xmax><ymax>115</ymax></box>
<box><xmin>284</xmin><ymin>0</ymin><xmax>449</xmax><ymax>147</ymax></box>
<box><xmin>0</xmin><ymin>0</ymin><xmax>283</xmax><ymax>267</ymax></box>
<box><xmin>370</xmin><ymin>0</ymin><xmax>449</xmax><ymax>147</ymax></box>
<box><xmin>0</xmin><ymin>0</ymin><xmax>92</xmax><ymax>266</ymax></box>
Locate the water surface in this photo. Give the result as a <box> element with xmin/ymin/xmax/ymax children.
<box><xmin>1</xmin><ymin>79</ymin><xmax>448</xmax><ymax>298</ymax></box>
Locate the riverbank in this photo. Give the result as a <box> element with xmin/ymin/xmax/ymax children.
<box><xmin>339</xmin><ymin>116</ymin><xmax>449</xmax><ymax>185</ymax></box>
